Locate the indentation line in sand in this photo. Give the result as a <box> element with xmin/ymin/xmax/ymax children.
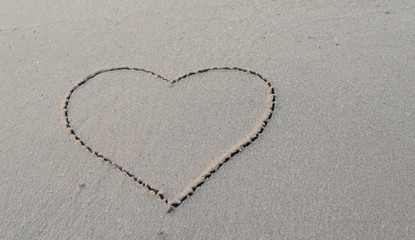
<box><xmin>61</xmin><ymin>67</ymin><xmax>276</xmax><ymax>212</ymax></box>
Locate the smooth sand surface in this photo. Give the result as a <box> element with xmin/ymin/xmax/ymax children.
<box><xmin>1</xmin><ymin>1</ymin><xmax>414</xmax><ymax>239</ymax></box>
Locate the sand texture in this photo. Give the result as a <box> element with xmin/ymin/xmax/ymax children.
<box><xmin>1</xmin><ymin>0</ymin><xmax>415</xmax><ymax>239</ymax></box>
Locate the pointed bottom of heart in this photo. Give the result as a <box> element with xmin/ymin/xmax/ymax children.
<box><xmin>62</xmin><ymin>67</ymin><xmax>276</xmax><ymax>211</ymax></box>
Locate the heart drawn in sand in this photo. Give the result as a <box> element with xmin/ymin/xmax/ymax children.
<box><xmin>62</xmin><ymin>67</ymin><xmax>275</xmax><ymax>212</ymax></box>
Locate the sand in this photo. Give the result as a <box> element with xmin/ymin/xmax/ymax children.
<box><xmin>1</xmin><ymin>1</ymin><xmax>414</xmax><ymax>239</ymax></box>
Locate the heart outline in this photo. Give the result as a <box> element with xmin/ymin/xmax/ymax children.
<box><xmin>62</xmin><ymin>67</ymin><xmax>276</xmax><ymax>212</ymax></box>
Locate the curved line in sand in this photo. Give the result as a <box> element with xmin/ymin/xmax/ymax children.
<box><xmin>61</xmin><ymin>67</ymin><xmax>276</xmax><ymax>212</ymax></box>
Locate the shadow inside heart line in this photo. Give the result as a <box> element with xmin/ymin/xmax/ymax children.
<box><xmin>62</xmin><ymin>67</ymin><xmax>276</xmax><ymax>212</ymax></box>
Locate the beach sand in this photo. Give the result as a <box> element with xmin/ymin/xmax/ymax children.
<box><xmin>1</xmin><ymin>1</ymin><xmax>414</xmax><ymax>239</ymax></box>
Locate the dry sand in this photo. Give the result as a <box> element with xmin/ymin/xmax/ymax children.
<box><xmin>1</xmin><ymin>1</ymin><xmax>415</xmax><ymax>239</ymax></box>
